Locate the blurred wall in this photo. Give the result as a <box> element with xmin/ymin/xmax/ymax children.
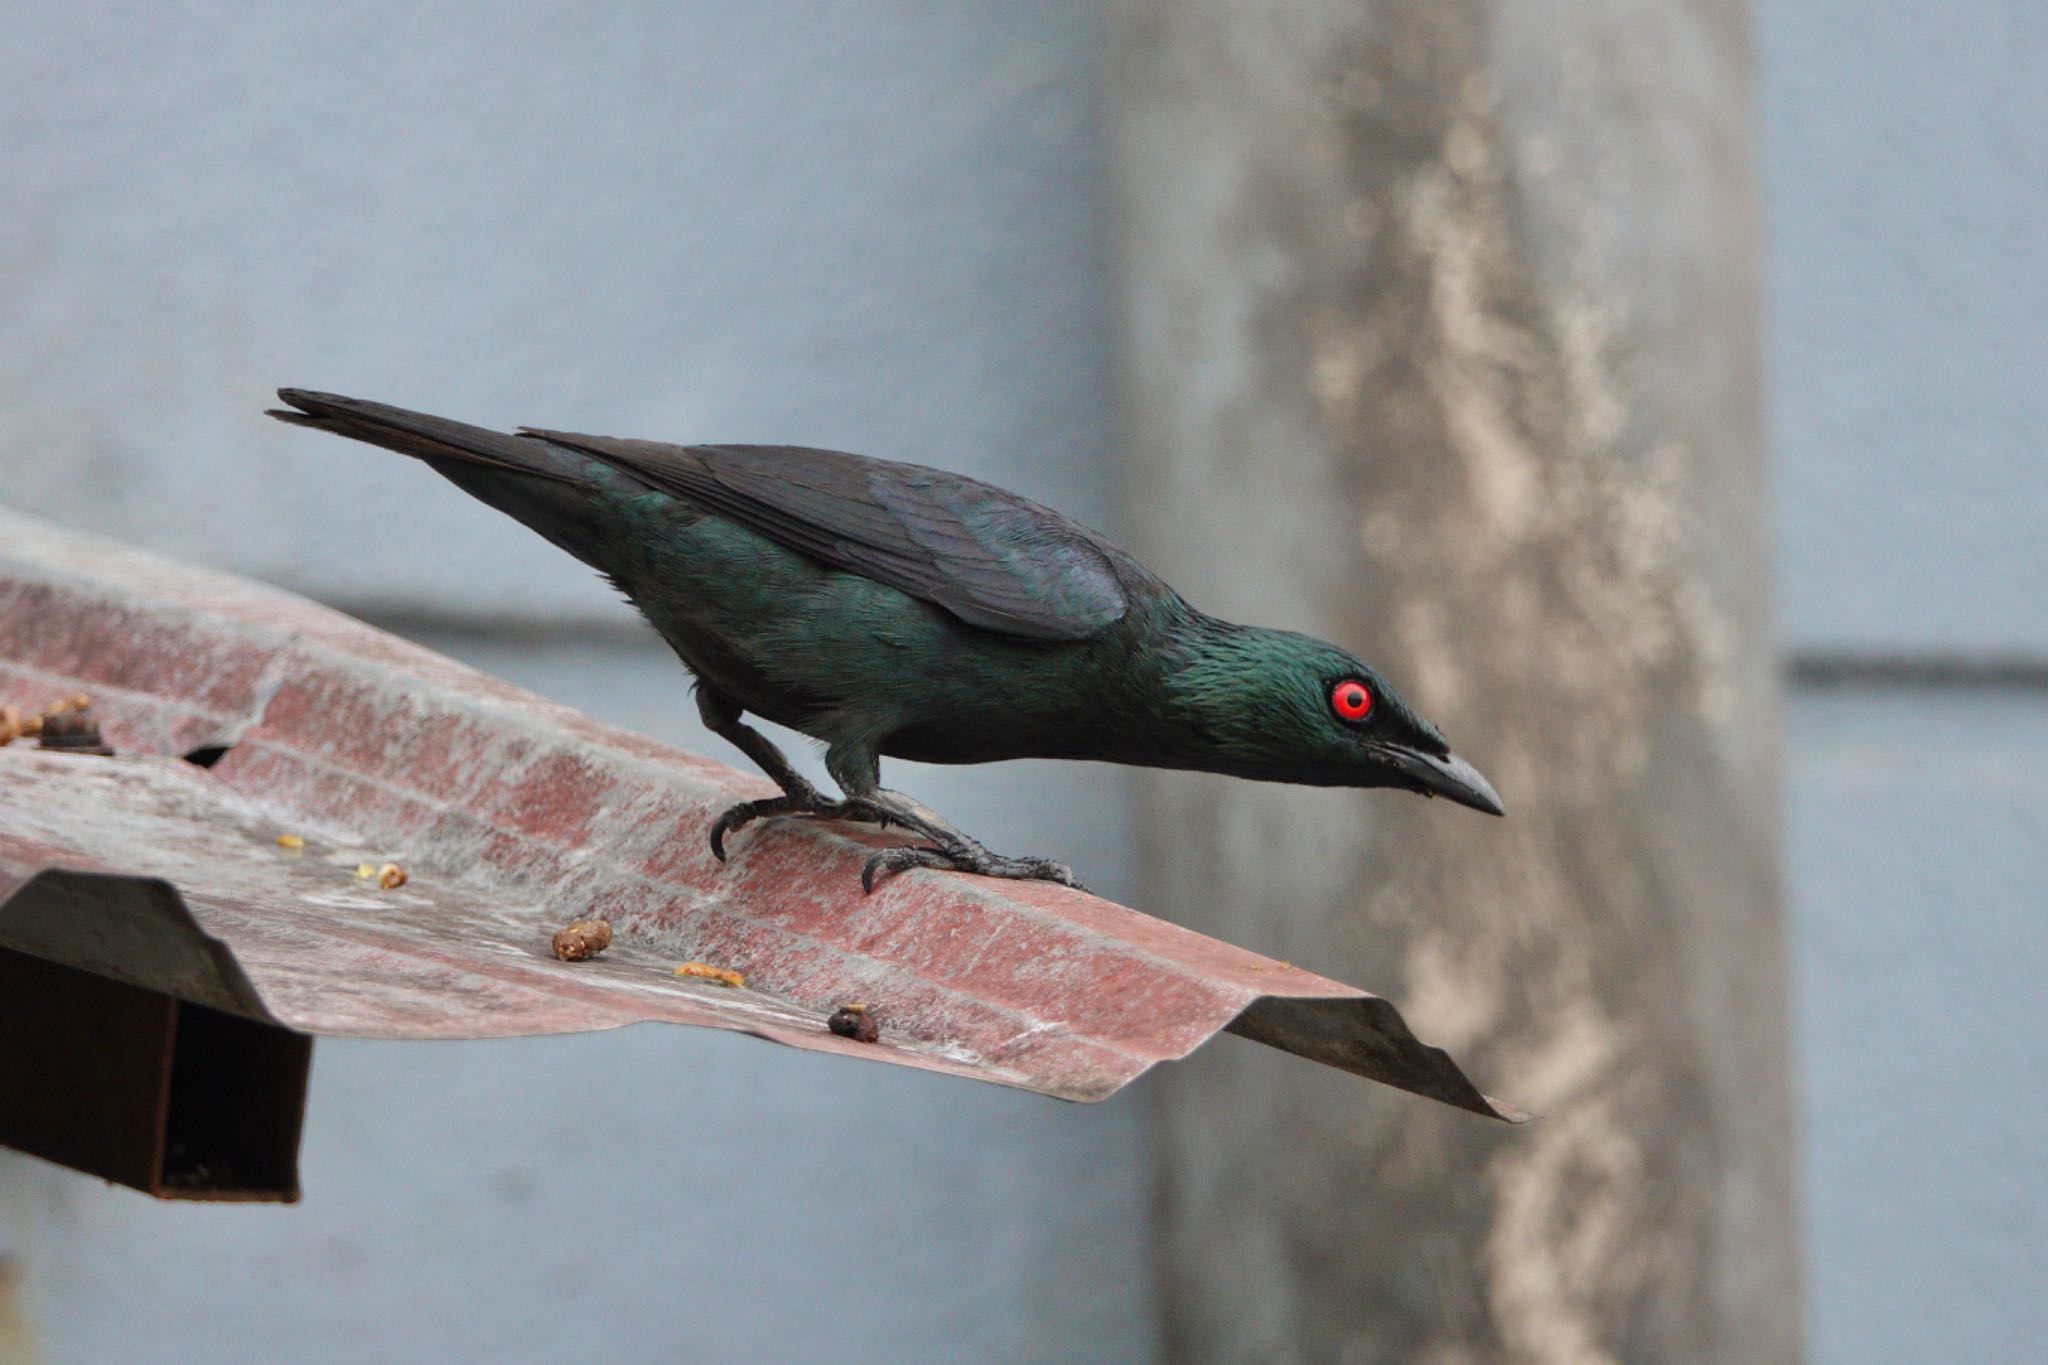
<box><xmin>0</xmin><ymin>6</ymin><xmax>1153</xmax><ymax>1363</ymax></box>
<box><xmin>1760</xmin><ymin>1</ymin><xmax>2048</xmax><ymax>1359</ymax></box>
<box><xmin>1108</xmin><ymin>2</ymin><xmax>1793</xmax><ymax>1360</ymax></box>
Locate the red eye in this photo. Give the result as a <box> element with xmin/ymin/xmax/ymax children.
<box><xmin>1331</xmin><ymin>680</ymin><xmax>1372</xmax><ymax>721</ymax></box>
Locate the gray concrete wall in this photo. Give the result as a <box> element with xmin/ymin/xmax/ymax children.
<box><xmin>1107</xmin><ymin>3</ymin><xmax>1793</xmax><ymax>1359</ymax></box>
<box><xmin>1759</xmin><ymin>0</ymin><xmax>2048</xmax><ymax>1359</ymax></box>
<box><xmin>0</xmin><ymin>5</ymin><xmax>1152</xmax><ymax>1362</ymax></box>
<box><xmin>1763</xmin><ymin>0</ymin><xmax>2048</xmax><ymax>657</ymax></box>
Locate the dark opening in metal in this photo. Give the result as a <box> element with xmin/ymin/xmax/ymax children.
<box><xmin>162</xmin><ymin>1001</ymin><xmax>310</xmax><ymax>1194</ymax></box>
<box><xmin>0</xmin><ymin>948</ymin><xmax>310</xmax><ymax>1201</ymax></box>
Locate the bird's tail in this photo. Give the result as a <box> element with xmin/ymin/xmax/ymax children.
<box><xmin>269</xmin><ymin>388</ymin><xmax>629</xmax><ymax>568</ymax></box>
<box><xmin>269</xmin><ymin>389</ymin><xmax>591</xmax><ymax>483</ymax></box>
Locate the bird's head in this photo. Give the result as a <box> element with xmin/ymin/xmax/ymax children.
<box><xmin>1156</xmin><ymin>620</ymin><xmax>1505</xmax><ymax>815</ymax></box>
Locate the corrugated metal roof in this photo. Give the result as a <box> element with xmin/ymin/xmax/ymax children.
<box><xmin>0</xmin><ymin>506</ymin><xmax>1522</xmax><ymax>1118</ymax></box>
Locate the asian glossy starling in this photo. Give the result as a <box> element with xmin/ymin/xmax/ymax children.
<box><xmin>270</xmin><ymin>390</ymin><xmax>1503</xmax><ymax>891</ymax></box>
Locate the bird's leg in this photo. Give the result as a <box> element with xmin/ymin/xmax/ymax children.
<box><xmin>696</xmin><ymin>687</ymin><xmax>880</xmax><ymax>859</ymax></box>
<box><xmin>825</xmin><ymin>745</ymin><xmax>1087</xmax><ymax>894</ymax></box>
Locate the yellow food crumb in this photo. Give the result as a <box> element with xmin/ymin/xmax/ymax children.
<box><xmin>377</xmin><ymin>862</ymin><xmax>408</xmax><ymax>890</ymax></box>
<box><xmin>275</xmin><ymin>833</ymin><xmax>305</xmax><ymax>850</ymax></box>
<box><xmin>355</xmin><ymin>863</ymin><xmax>376</xmax><ymax>879</ymax></box>
<box><xmin>674</xmin><ymin>961</ymin><xmax>745</xmax><ymax>989</ymax></box>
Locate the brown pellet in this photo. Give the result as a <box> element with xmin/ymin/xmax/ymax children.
<box><xmin>552</xmin><ymin>919</ymin><xmax>614</xmax><ymax>962</ymax></box>
<box><xmin>827</xmin><ymin>1003</ymin><xmax>879</xmax><ymax>1044</ymax></box>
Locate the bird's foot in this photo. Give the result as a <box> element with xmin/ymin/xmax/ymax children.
<box><xmin>710</xmin><ymin>781</ymin><xmax>1084</xmax><ymax>895</ymax></box>
<box><xmin>860</xmin><ymin>840</ymin><xmax>1087</xmax><ymax>894</ymax></box>
<box><xmin>709</xmin><ymin>784</ymin><xmax>885</xmax><ymax>861</ymax></box>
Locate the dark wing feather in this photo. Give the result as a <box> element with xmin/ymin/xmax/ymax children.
<box><xmin>518</xmin><ymin>431</ymin><xmax>1131</xmax><ymax>641</ymax></box>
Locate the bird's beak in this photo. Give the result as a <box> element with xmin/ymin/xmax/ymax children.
<box><xmin>1372</xmin><ymin>743</ymin><xmax>1506</xmax><ymax>816</ymax></box>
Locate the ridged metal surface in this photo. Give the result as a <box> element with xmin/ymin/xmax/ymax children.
<box><xmin>0</xmin><ymin>507</ymin><xmax>1521</xmax><ymax>1116</ymax></box>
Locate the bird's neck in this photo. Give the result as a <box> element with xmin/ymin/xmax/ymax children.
<box><xmin>1134</xmin><ymin>611</ymin><xmax>1304</xmax><ymax>779</ymax></box>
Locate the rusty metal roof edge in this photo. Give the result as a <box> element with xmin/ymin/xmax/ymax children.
<box><xmin>0</xmin><ymin>855</ymin><xmax>1058</xmax><ymax>1095</ymax></box>
<box><xmin>0</xmin><ymin>746</ymin><xmax>1165</xmax><ymax>1101</ymax></box>
<box><xmin>0</xmin><ymin>835</ymin><xmax>1520</xmax><ymax>1117</ymax></box>
<box><xmin>2</xmin><ymin>504</ymin><xmax>1523</xmax><ymax>1115</ymax></box>
<box><xmin>1228</xmin><ymin>996</ymin><xmax>1530</xmax><ymax>1121</ymax></box>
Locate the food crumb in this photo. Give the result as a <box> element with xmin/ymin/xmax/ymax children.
<box><xmin>674</xmin><ymin>961</ymin><xmax>744</xmax><ymax>989</ymax></box>
<box><xmin>6</xmin><ymin>696</ymin><xmax>110</xmax><ymax>755</ymax></box>
<box><xmin>275</xmin><ymin>833</ymin><xmax>305</xmax><ymax>851</ymax></box>
<box><xmin>376</xmin><ymin>862</ymin><xmax>408</xmax><ymax>889</ymax></box>
<box><xmin>552</xmin><ymin>919</ymin><xmax>613</xmax><ymax>962</ymax></box>
<box><xmin>827</xmin><ymin>1003</ymin><xmax>879</xmax><ymax>1044</ymax></box>
<box><xmin>355</xmin><ymin>863</ymin><xmax>377</xmax><ymax>879</ymax></box>
<box><xmin>2</xmin><ymin>695</ymin><xmax>90</xmax><ymax>747</ymax></box>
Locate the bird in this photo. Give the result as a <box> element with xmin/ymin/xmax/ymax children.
<box><xmin>270</xmin><ymin>389</ymin><xmax>1503</xmax><ymax>892</ymax></box>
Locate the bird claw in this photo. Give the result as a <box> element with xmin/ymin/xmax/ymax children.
<box><xmin>709</xmin><ymin>789</ymin><xmax>868</xmax><ymax>860</ymax></box>
<box><xmin>860</xmin><ymin>843</ymin><xmax>1087</xmax><ymax>894</ymax></box>
<box><xmin>709</xmin><ymin>791</ymin><xmax>1083</xmax><ymax>895</ymax></box>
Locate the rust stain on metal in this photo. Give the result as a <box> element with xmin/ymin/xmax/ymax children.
<box><xmin>0</xmin><ymin>506</ymin><xmax>1521</xmax><ymax>1117</ymax></box>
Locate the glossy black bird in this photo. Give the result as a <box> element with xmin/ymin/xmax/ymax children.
<box><xmin>270</xmin><ymin>390</ymin><xmax>1503</xmax><ymax>891</ymax></box>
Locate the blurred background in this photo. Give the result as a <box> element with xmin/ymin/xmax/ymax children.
<box><xmin>0</xmin><ymin>2</ymin><xmax>2041</xmax><ymax>1362</ymax></box>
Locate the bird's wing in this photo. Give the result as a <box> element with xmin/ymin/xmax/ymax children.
<box><xmin>519</xmin><ymin>432</ymin><xmax>1131</xmax><ymax>641</ymax></box>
